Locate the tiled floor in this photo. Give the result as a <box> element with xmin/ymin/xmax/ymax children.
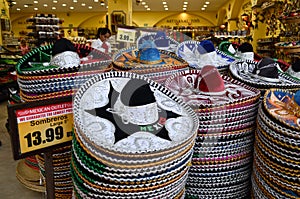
<box><xmin>0</xmin><ymin>101</ymin><xmax>45</xmax><ymax>199</ymax></box>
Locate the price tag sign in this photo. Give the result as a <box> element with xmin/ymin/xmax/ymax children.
<box><xmin>8</xmin><ymin>97</ymin><xmax>73</xmax><ymax>160</ymax></box>
<box><xmin>117</xmin><ymin>28</ymin><xmax>136</xmax><ymax>43</ymax></box>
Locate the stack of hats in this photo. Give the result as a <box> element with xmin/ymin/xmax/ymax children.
<box><xmin>15</xmin><ymin>156</ymin><xmax>45</xmax><ymax>193</ymax></box>
<box><xmin>252</xmin><ymin>89</ymin><xmax>300</xmax><ymax>198</ymax></box>
<box><xmin>16</xmin><ymin>43</ymin><xmax>112</xmax><ymax>101</ymax></box>
<box><xmin>112</xmin><ymin>39</ymin><xmax>189</xmax><ymax>85</ymax></box>
<box><xmin>72</xmin><ymin>71</ymin><xmax>199</xmax><ymax>198</ymax></box>
<box><xmin>175</xmin><ymin>40</ymin><xmax>235</xmax><ymax>74</ymax></box>
<box><xmin>15</xmin><ymin>43</ymin><xmax>112</xmax><ymax>198</ymax></box>
<box><xmin>164</xmin><ymin>65</ymin><xmax>261</xmax><ymax>198</ymax></box>
<box><xmin>229</xmin><ymin>57</ymin><xmax>300</xmax><ymax>96</ymax></box>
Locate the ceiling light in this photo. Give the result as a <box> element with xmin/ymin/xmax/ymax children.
<box><xmin>34</xmin><ymin>1</ymin><xmax>38</xmax><ymax>3</ymax></box>
<box><xmin>24</xmin><ymin>4</ymin><xmax>28</xmax><ymax>7</ymax></box>
<box><xmin>34</xmin><ymin>8</ymin><xmax>38</xmax><ymax>10</ymax></box>
<box><xmin>88</xmin><ymin>6</ymin><xmax>93</xmax><ymax>9</ymax></box>
<box><xmin>147</xmin><ymin>8</ymin><xmax>150</xmax><ymax>10</ymax></box>
<box><xmin>165</xmin><ymin>8</ymin><xmax>168</xmax><ymax>10</ymax></box>
<box><xmin>184</xmin><ymin>1</ymin><xmax>188</xmax><ymax>4</ymax></box>
<box><xmin>16</xmin><ymin>8</ymin><xmax>21</xmax><ymax>11</ymax></box>
<box><xmin>164</xmin><ymin>5</ymin><xmax>168</xmax><ymax>7</ymax></box>
<box><xmin>183</xmin><ymin>5</ymin><xmax>187</xmax><ymax>7</ymax></box>
<box><xmin>53</xmin><ymin>0</ymin><xmax>58</xmax><ymax>3</ymax></box>
<box><xmin>142</xmin><ymin>2</ymin><xmax>146</xmax><ymax>5</ymax></box>
<box><xmin>205</xmin><ymin>1</ymin><xmax>210</xmax><ymax>4</ymax></box>
<box><xmin>73</xmin><ymin>0</ymin><xmax>78</xmax><ymax>3</ymax></box>
<box><xmin>162</xmin><ymin>2</ymin><xmax>167</xmax><ymax>4</ymax></box>
<box><xmin>62</xmin><ymin>4</ymin><xmax>67</xmax><ymax>6</ymax></box>
<box><xmin>81</xmin><ymin>3</ymin><xmax>86</xmax><ymax>6</ymax></box>
<box><xmin>43</xmin><ymin>4</ymin><xmax>48</xmax><ymax>7</ymax></box>
<box><xmin>203</xmin><ymin>5</ymin><xmax>207</xmax><ymax>7</ymax></box>
<box><xmin>94</xmin><ymin>0</ymin><xmax>99</xmax><ymax>2</ymax></box>
<box><xmin>70</xmin><ymin>6</ymin><xmax>74</xmax><ymax>9</ymax></box>
<box><xmin>52</xmin><ymin>7</ymin><xmax>56</xmax><ymax>10</ymax></box>
<box><xmin>201</xmin><ymin>7</ymin><xmax>205</xmax><ymax>10</ymax></box>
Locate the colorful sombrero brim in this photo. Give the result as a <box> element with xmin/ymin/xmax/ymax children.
<box><xmin>262</xmin><ymin>89</ymin><xmax>300</xmax><ymax>131</ymax></box>
<box><xmin>20</xmin><ymin>89</ymin><xmax>74</xmax><ymax>102</ymax></box>
<box><xmin>164</xmin><ymin>69</ymin><xmax>261</xmax><ymax>108</ymax></box>
<box><xmin>112</xmin><ymin>47</ymin><xmax>189</xmax><ymax>73</ymax></box>
<box><xmin>16</xmin><ymin>44</ymin><xmax>112</xmax><ymax>76</ymax></box>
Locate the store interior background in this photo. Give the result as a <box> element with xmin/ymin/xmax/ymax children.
<box><xmin>1</xmin><ymin>0</ymin><xmax>287</xmax><ymax>62</ymax></box>
<box><xmin>0</xmin><ymin>0</ymin><xmax>299</xmax><ymax>198</ymax></box>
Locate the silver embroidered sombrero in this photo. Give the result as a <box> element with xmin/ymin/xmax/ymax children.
<box><xmin>72</xmin><ymin>71</ymin><xmax>199</xmax><ymax>198</ymax></box>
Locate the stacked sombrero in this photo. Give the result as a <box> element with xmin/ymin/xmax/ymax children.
<box><xmin>15</xmin><ymin>157</ymin><xmax>45</xmax><ymax>193</ymax></box>
<box><xmin>252</xmin><ymin>89</ymin><xmax>300</xmax><ymax>198</ymax></box>
<box><xmin>112</xmin><ymin>39</ymin><xmax>189</xmax><ymax>85</ymax></box>
<box><xmin>16</xmin><ymin>43</ymin><xmax>112</xmax><ymax>101</ymax></box>
<box><xmin>164</xmin><ymin>65</ymin><xmax>261</xmax><ymax>198</ymax></box>
<box><xmin>72</xmin><ymin>71</ymin><xmax>199</xmax><ymax>198</ymax></box>
<box><xmin>229</xmin><ymin>57</ymin><xmax>300</xmax><ymax>96</ymax></box>
<box><xmin>175</xmin><ymin>40</ymin><xmax>236</xmax><ymax>74</ymax></box>
<box><xmin>15</xmin><ymin>43</ymin><xmax>112</xmax><ymax>198</ymax></box>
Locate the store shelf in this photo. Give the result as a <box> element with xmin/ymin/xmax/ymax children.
<box><xmin>26</xmin><ymin>13</ymin><xmax>63</xmax><ymax>46</ymax></box>
<box><xmin>256</xmin><ymin>37</ymin><xmax>277</xmax><ymax>58</ymax></box>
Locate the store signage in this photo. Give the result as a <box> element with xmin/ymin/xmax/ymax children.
<box><xmin>8</xmin><ymin>97</ymin><xmax>73</xmax><ymax>160</ymax></box>
<box><xmin>117</xmin><ymin>27</ymin><xmax>136</xmax><ymax>43</ymax></box>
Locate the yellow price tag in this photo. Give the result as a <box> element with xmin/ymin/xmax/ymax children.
<box><xmin>16</xmin><ymin>102</ymin><xmax>73</xmax><ymax>154</ymax></box>
<box><xmin>117</xmin><ymin>28</ymin><xmax>136</xmax><ymax>43</ymax></box>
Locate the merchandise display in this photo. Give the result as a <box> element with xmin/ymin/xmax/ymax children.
<box><xmin>14</xmin><ymin>42</ymin><xmax>112</xmax><ymax>198</ymax></box>
<box><xmin>72</xmin><ymin>71</ymin><xmax>199</xmax><ymax>198</ymax></box>
<box><xmin>252</xmin><ymin>89</ymin><xmax>300</xmax><ymax>198</ymax></box>
<box><xmin>1</xmin><ymin>1</ymin><xmax>299</xmax><ymax>197</ymax></box>
<box><xmin>164</xmin><ymin>66</ymin><xmax>261</xmax><ymax>198</ymax></box>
